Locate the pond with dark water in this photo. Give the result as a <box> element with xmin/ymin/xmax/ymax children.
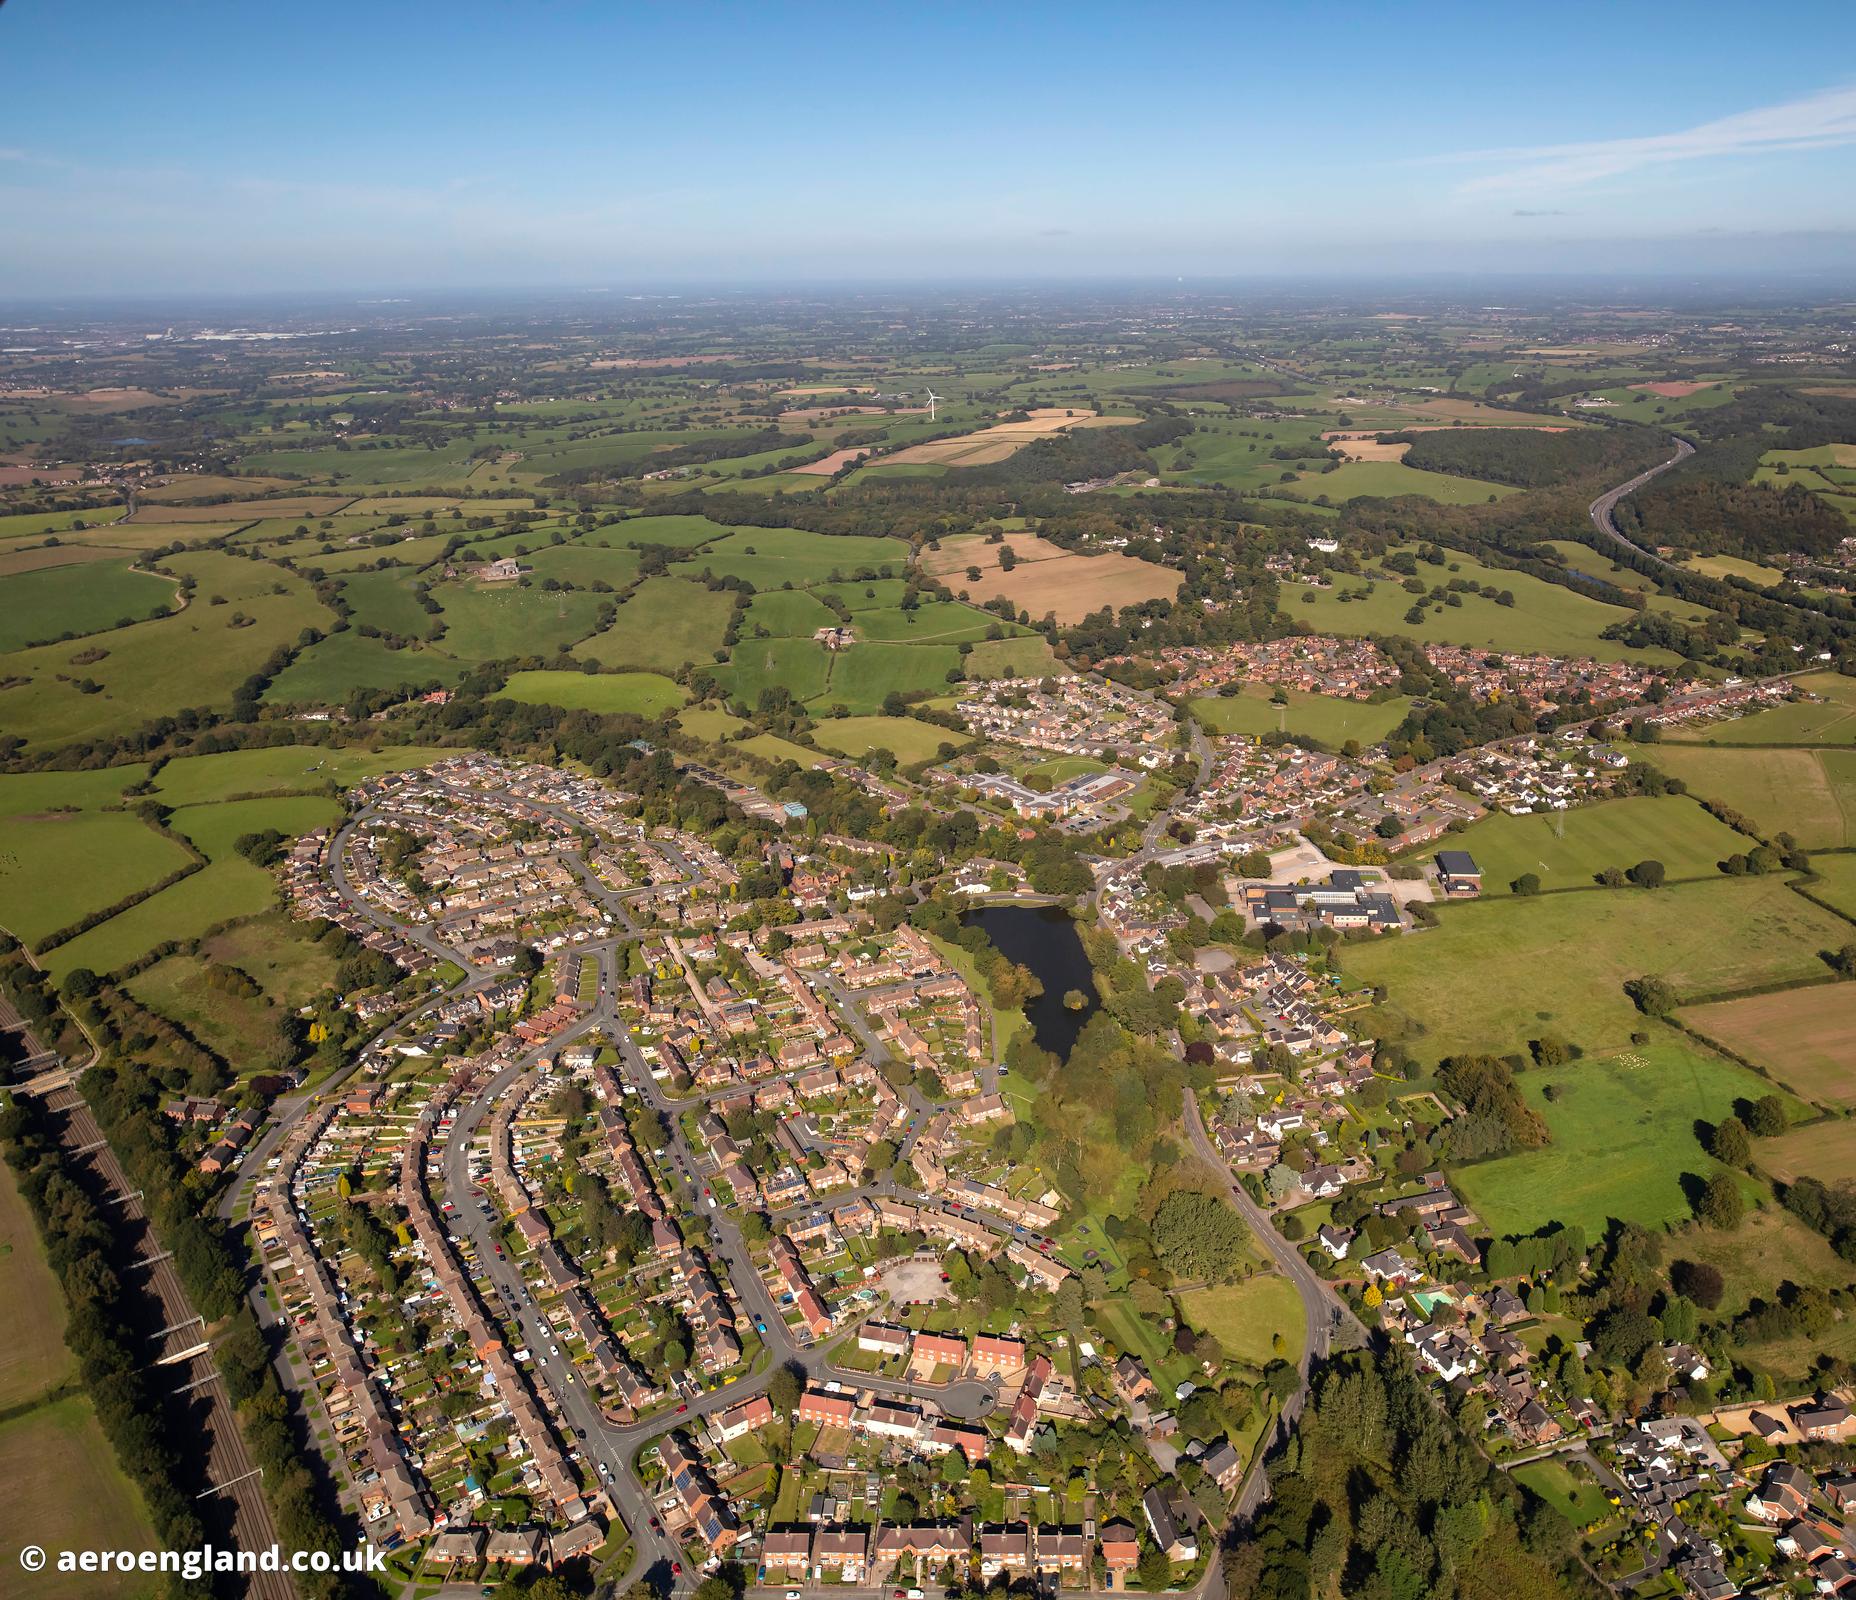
<box><xmin>962</xmin><ymin>903</ymin><xmax>1098</xmax><ymax>1059</ymax></box>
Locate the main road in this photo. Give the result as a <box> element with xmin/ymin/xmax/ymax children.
<box><xmin>1586</xmin><ymin>434</ymin><xmax>1693</xmax><ymax>567</ymax></box>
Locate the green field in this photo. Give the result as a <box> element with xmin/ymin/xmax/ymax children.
<box><xmin>0</xmin><ymin>560</ymin><xmax>177</xmax><ymax>651</ymax></box>
<box><xmin>675</xmin><ymin>706</ymin><xmax>751</xmax><ymax>743</ymax></box>
<box><xmin>1344</xmin><ymin>875</ymin><xmax>1853</xmax><ymax>1059</ymax></box>
<box><xmin>1441</xmin><ymin>796</ymin><xmax>1748</xmax><ymax>893</ymax></box>
<box><xmin>1511</xmin><ymin>1458</ymin><xmax>1615</xmax><ymax>1528</ymax></box>
<box><xmin>1178</xmin><ymin>1274</ymin><xmax>1306</xmax><ymax>1367</ymax></box>
<box><xmin>1451</xmin><ymin>1039</ymin><xmax>1774</xmax><ymax>1237</ymax></box>
<box><xmin>497</xmin><ymin>669</ymin><xmax>686</xmax><ymax>717</ymax></box>
<box><xmin>1687</xmin><ymin>553</ymin><xmax>1786</xmax><ymax>586</ymax></box>
<box><xmin>151</xmin><ymin>744</ymin><xmax>448</xmax><ymax>805</ymax></box>
<box><xmin>1190</xmin><ymin>684</ymin><xmax>1412</xmax><ymax>747</ymax></box>
<box><xmin>1805</xmin><ymin>853</ymin><xmax>1856</xmax><ymax>918</ymax></box>
<box><xmin>813</xmin><ymin>641</ymin><xmax>964</xmax><ymax>715</ymax></box>
<box><xmin>811</xmin><ymin>715</ymin><xmax>968</xmax><ymax>764</ymax></box>
<box><xmin>337</xmin><ymin>566</ymin><xmax>436</xmax><ymax>637</ymax></box>
<box><xmin>1285</xmin><ymin>546</ymin><xmax>1669</xmax><ymax>663</ymax></box>
<box><xmin>0</xmin><ymin>812</ymin><xmax>192</xmax><ymax>950</ymax></box>
<box><xmin>1665</xmin><ymin>672</ymin><xmax>1856</xmax><ymax>746</ymax></box>
<box><xmin>964</xmin><ymin>635</ymin><xmax>1060</xmax><ymax>679</ymax></box>
<box><xmin>264</xmin><ymin>630</ymin><xmax>467</xmax><ymax>703</ymax></box>
<box><xmin>44</xmin><ymin>794</ymin><xmax>341</xmax><ymax>979</ymax></box>
<box><xmin>0</xmin><ymin>766</ymin><xmax>144</xmax><ymax>813</ymax></box>
<box><xmin>743</xmin><ymin>589</ymin><xmax>839</xmax><ymax>636</ymax></box>
<box><xmin>1279</xmin><ymin>458</ymin><xmax>1519</xmax><ymax>506</ymax></box>
<box><xmin>1640</xmin><ymin>743</ymin><xmax>1856</xmax><ymax>848</ymax></box>
<box><xmin>575</xmin><ymin>576</ymin><xmax>735</xmax><ymax>673</ymax></box>
<box><xmin>0</xmin><ymin>1161</ymin><xmax>70</xmax><ymax>1411</ymax></box>
<box><xmin>433</xmin><ymin>580</ymin><xmax>609</xmax><ymax>659</ymax></box>
<box><xmin>0</xmin><ymin>1396</ymin><xmax>159</xmax><ymax>1600</ymax></box>
<box><xmin>0</xmin><ymin>551</ymin><xmax>334</xmax><ymax>749</ymax></box>
<box><xmin>690</xmin><ymin>528</ymin><xmax>908</xmax><ymax>587</ymax></box>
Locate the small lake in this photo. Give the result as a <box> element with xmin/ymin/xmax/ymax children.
<box><xmin>962</xmin><ymin>903</ymin><xmax>1098</xmax><ymax>1059</ymax></box>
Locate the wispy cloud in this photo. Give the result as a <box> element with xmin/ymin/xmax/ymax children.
<box><xmin>1511</xmin><ymin>209</ymin><xmax>1569</xmax><ymax>217</ymax></box>
<box><xmin>1446</xmin><ymin>83</ymin><xmax>1856</xmax><ymax>194</ymax></box>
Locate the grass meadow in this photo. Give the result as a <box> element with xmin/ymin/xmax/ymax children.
<box><xmin>497</xmin><ymin>670</ymin><xmax>686</xmax><ymax>717</ymax></box>
<box><xmin>1439</xmin><ymin>796</ymin><xmax>1747</xmax><ymax>893</ymax></box>
<box><xmin>1641</xmin><ymin>744</ymin><xmax>1856</xmax><ymax>848</ymax></box>
<box><xmin>1190</xmin><ymin>685</ymin><xmax>1413</xmax><ymax>747</ymax></box>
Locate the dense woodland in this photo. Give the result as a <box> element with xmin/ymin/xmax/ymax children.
<box><xmin>1391</xmin><ymin>426</ymin><xmax>1670</xmax><ymax>490</ymax></box>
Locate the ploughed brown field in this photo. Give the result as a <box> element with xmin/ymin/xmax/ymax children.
<box><xmin>921</xmin><ymin>530</ymin><xmax>1180</xmax><ymax>624</ymax></box>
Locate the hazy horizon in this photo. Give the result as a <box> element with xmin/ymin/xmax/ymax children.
<box><xmin>4</xmin><ymin>0</ymin><xmax>1855</xmax><ymax>296</ymax></box>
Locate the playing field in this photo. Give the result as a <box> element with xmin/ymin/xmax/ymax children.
<box><xmin>1682</xmin><ymin>985</ymin><xmax>1856</xmax><ymax>1108</ymax></box>
<box><xmin>1440</xmin><ymin>796</ymin><xmax>1747</xmax><ymax>893</ymax></box>
<box><xmin>0</xmin><ymin>1396</ymin><xmax>161</xmax><ymax>1599</ymax></box>
<box><xmin>924</xmin><ymin>531</ymin><xmax>1180</xmax><ymax>624</ymax></box>
<box><xmin>497</xmin><ymin>669</ymin><xmax>686</xmax><ymax>717</ymax></box>
<box><xmin>1190</xmin><ymin>685</ymin><xmax>1412</xmax><ymax>747</ymax></box>
<box><xmin>810</xmin><ymin>715</ymin><xmax>967</xmax><ymax>764</ymax></box>
<box><xmin>574</xmin><ymin>576</ymin><xmax>736</xmax><ymax>672</ymax></box>
<box><xmin>1640</xmin><ymin>743</ymin><xmax>1856</xmax><ymax>848</ymax></box>
<box><xmin>1344</xmin><ymin>875</ymin><xmax>1854</xmax><ymax>1059</ymax></box>
<box><xmin>1451</xmin><ymin>1039</ymin><xmax>1773</xmax><ymax>1237</ymax></box>
<box><xmin>1666</xmin><ymin>672</ymin><xmax>1856</xmax><ymax>746</ymax></box>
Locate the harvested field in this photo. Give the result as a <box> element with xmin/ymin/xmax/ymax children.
<box><xmin>0</xmin><ymin>464</ymin><xmax>82</xmax><ymax>486</ymax></box>
<box><xmin>1760</xmin><ymin>1116</ymin><xmax>1856</xmax><ymax>1185</ymax></box>
<box><xmin>1682</xmin><ymin>986</ymin><xmax>1856</xmax><ymax>1108</ymax></box>
<box><xmin>787</xmin><ymin>445</ymin><xmax>875</xmax><ymax>476</ymax></box>
<box><xmin>883</xmin><ymin>408</ymin><xmax>1138</xmax><ymax>467</ymax></box>
<box><xmin>1631</xmin><ymin>381</ymin><xmax>1716</xmax><ymax>398</ymax></box>
<box><xmin>922</xmin><ymin>531</ymin><xmax>1180</xmax><ymax>623</ymax></box>
<box><xmin>1327</xmin><ymin>438</ymin><xmax>1410</xmax><ymax>462</ymax></box>
<box><xmin>135</xmin><ymin>473</ymin><xmax>296</xmax><ymax>501</ymax></box>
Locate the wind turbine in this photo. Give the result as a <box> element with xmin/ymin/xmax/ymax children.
<box><xmin>924</xmin><ymin>388</ymin><xmax>941</xmax><ymax>422</ymax></box>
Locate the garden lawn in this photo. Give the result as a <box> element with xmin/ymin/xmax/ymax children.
<box><xmin>1441</xmin><ymin>796</ymin><xmax>1748</xmax><ymax>893</ymax></box>
<box><xmin>1512</xmin><ymin>1459</ymin><xmax>1614</xmax><ymax>1528</ymax></box>
<box><xmin>497</xmin><ymin>670</ymin><xmax>685</xmax><ymax>717</ymax></box>
<box><xmin>1450</xmin><ymin>1039</ymin><xmax>1778</xmax><ymax>1237</ymax></box>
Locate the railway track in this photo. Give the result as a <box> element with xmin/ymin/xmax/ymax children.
<box><xmin>43</xmin><ymin>1085</ymin><xmax>297</xmax><ymax>1600</ymax></box>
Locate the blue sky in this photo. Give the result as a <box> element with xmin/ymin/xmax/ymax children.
<box><xmin>3</xmin><ymin>0</ymin><xmax>1854</xmax><ymax>294</ymax></box>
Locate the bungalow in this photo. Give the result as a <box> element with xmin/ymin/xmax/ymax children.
<box><xmin>858</xmin><ymin>1322</ymin><xmax>912</xmax><ymax>1360</ymax></box>
<box><xmin>1360</xmin><ymin>1247</ymin><xmax>1415</xmax><ymax>1287</ymax></box>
